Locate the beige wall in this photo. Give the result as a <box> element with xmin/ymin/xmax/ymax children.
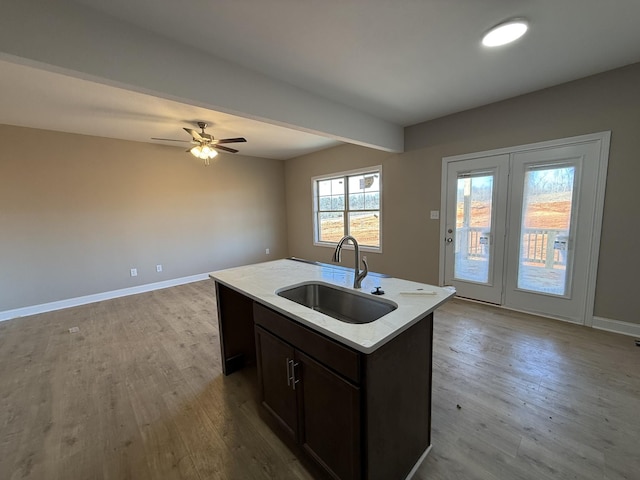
<box><xmin>285</xmin><ymin>62</ymin><xmax>640</xmax><ymax>325</ymax></box>
<box><xmin>0</xmin><ymin>125</ymin><xmax>288</xmax><ymax>312</ymax></box>
<box><xmin>284</xmin><ymin>144</ymin><xmax>435</xmax><ymax>282</ymax></box>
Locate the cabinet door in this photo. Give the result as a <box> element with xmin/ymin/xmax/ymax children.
<box><xmin>296</xmin><ymin>351</ymin><xmax>361</xmax><ymax>480</ymax></box>
<box><xmin>255</xmin><ymin>326</ymin><xmax>298</xmax><ymax>440</ymax></box>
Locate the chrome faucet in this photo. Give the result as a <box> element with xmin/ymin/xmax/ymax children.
<box><xmin>332</xmin><ymin>235</ymin><xmax>368</xmax><ymax>289</ymax></box>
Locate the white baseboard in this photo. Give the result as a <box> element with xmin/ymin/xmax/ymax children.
<box><xmin>453</xmin><ymin>297</ymin><xmax>639</xmax><ymax>338</ymax></box>
<box><xmin>0</xmin><ymin>273</ymin><xmax>211</xmax><ymax>322</ymax></box>
<box><xmin>592</xmin><ymin>316</ymin><xmax>640</xmax><ymax>338</ymax></box>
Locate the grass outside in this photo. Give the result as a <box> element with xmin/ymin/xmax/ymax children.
<box><xmin>319</xmin><ymin>214</ymin><xmax>379</xmax><ymax>246</ymax></box>
<box><xmin>458</xmin><ymin>195</ymin><xmax>572</xmax><ymax>230</ymax></box>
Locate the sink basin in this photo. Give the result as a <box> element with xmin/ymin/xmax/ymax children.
<box><xmin>276</xmin><ymin>282</ymin><xmax>397</xmax><ymax>324</ymax></box>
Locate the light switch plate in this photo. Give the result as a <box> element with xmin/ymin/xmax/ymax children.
<box><xmin>430</xmin><ymin>210</ymin><xmax>440</xmax><ymax>220</ymax></box>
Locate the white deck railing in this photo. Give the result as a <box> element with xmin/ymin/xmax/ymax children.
<box><xmin>457</xmin><ymin>227</ymin><xmax>568</xmax><ymax>267</ymax></box>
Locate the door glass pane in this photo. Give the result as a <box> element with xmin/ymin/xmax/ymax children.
<box><xmin>454</xmin><ymin>174</ymin><xmax>493</xmax><ymax>283</ymax></box>
<box><xmin>517</xmin><ymin>165</ymin><xmax>575</xmax><ymax>295</ymax></box>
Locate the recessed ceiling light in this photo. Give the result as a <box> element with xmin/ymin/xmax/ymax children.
<box><xmin>482</xmin><ymin>19</ymin><xmax>528</xmax><ymax>47</ymax></box>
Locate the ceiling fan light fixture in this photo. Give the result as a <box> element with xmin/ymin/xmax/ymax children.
<box><xmin>156</xmin><ymin>123</ymin><xmax>246</xmax><ymax>166</ymax></box>
<box><xmin>482</xmin><ymin>19</ymin><xmax>528</xmax><ymax>47</ymax></box>
<box><xmin>191</xmin><ymin>143</ymin><xmax>218</xmax><ymax>164</ymax></box>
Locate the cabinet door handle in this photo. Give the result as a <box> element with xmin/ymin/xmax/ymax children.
<box><xmin>292</xmin><ymin>361</ymin><xmax>300</xmax><ymax>390</ymax></box>
<box><xmin>286</xmin><ymin>358</ymin><xmax>297</xmax><ymax>387</ymax></box>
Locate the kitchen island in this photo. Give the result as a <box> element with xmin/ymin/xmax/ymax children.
<box><xmin>210</xmin><ymin>258</ymin><xmax>455</xmax><ymax>480</ymax></box>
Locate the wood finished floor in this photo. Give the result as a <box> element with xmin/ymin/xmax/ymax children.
<box><xmin>0</xmin><ymin>280</ymin><xmax>638</xmax><ymax>479</ymax></box>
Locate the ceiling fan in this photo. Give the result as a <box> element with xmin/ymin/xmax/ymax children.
<box><xmin>152</xmin><ymin>122</ymin><xmax>247</xmax><ymax>165</ymax></box>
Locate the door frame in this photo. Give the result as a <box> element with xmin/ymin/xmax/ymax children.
<box><xmin>442</xmin><ymin>154</ymin><xmax>510</xmax><ymax>304</ymax></box>
<box><xmin>439</xmin><ymin>131</ymin><xmax>611</xmax><ymax>326</ymax></box>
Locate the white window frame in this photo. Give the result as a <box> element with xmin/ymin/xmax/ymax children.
<box><xmin>312</xmin><ymin>165</ymin><xmax>382</xmax><ymax>253</ymax></box>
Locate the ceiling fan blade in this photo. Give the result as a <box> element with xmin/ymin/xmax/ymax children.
<box><xmin>213</xmin><ymin>144</ymin><xmax>239</xmax><ymax>154</ymax></box>
<box><xmin>200</xmin><ymin>133</ymin><xmax>213</xmax><ymax>141</ymax></box>
<box><xmin>214</xmin><ymin>137</ymin><xmax>247</xmax><ymax>144</ymax></box>
<box><xmin>152</xmin><ymin>137</ymin><xmax>191</xmax><ymax>142</ymax></box>
<box><xmin>184</xmin><ymin>128</ymin><xmax>204</xmax><ymax>142</ymax></box>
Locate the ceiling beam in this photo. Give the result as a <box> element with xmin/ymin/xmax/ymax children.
<box><xmin>0</xmin><ymin>0</ymin><xmax>403</xmax><ymax>153</ymax></box>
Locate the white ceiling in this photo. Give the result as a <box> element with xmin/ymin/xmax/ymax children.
<box><xmin>2</xmin><ymin>0</ymin><xmax>640</xmax><ymax>159</ymax></box>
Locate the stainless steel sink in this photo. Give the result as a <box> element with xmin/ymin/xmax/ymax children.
<box><xmin>276</xmin><ymin>282</ymin><xmax>397</xmax><ymax>324</ymax></box>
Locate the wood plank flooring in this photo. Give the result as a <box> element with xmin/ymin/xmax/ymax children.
<box><xmin>418</xmin><ymin>300</ymin><xmax>639</xmax><ymax>480</ymax></box>
<box><xmin>1</xmin><ymin>280</ymin><xmax>638</xmax><ymax>479</ymax></box>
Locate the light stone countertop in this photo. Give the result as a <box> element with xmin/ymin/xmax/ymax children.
<box><xmin>209</xmin><ymin>258</ymin><xmax>456</xmax><ymax>354</ymax></box>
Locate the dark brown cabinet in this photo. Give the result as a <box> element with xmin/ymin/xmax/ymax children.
<box><xmin>254</xmin><ymin>326</ymin><xmax>298</xmax><ymax>440</ymax></box>
<box><xmin>297</xmin><ymin>350</ymin><xmax>361</xmax><ymax>480</ymax></box>
<box><xmin>215</xmin><ymin>281</ymin><xmax>434</xmax><ymax>480</ymax></box>
<box><xmin>255</xmin><ymin>309</ymin><xmax>361</xmax><ymax>480</ymax></box>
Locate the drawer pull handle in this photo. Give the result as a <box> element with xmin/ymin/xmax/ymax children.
<box><xmin>286</xmin><ymin>358</ymin><xmax>295</xmax><ymax>387</ymax></box>
<box><xmin>292</xmin><ymin>362</ymin><xmax>300</xmax><ymax>390</ymax></box>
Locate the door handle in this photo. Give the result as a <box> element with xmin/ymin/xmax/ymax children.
<box><xmin>291</xmin><ymin>361</ymin><xmax>300</xmax><ymax>390</ymax></box>
<box><xmin>286</xmin><ymin>358</ymin><xmax>293</xmax><ymax>386</ymax></box>
<box><xmin>286</xmin><ymin>358</ymin><xmax>299</xmax><ymax>389</ymax></box>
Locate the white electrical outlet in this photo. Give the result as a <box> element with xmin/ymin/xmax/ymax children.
<box><xmin>265</xmin><ymin>248</ymin><xmax>270</xmax><ymax>255</ymax></box>
<box><xmin>68</xmin><ymin>326</ymin><xmax>80</xmax><ymax>334</ymax></box>
<box><xmin>156</xmin><ymin>264</ymin><xmax>163</xmax><ymax>273</ymax></box>
<box><xmin>130</xmin><ymin>268</ymin><xmax>138</xmax><ymax>277</ymax></box>
<box><xmin>430</xmin><ymin>210</ymin><xmax>440</xmax><ymax>220</ymax></box>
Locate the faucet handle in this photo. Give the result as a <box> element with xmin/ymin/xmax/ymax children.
<box><xmin>354</xmin><ymin>255</ymin><xmax>369</xmax><ymax>289</ymax></box>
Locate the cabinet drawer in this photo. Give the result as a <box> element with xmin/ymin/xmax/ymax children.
<box><xmin>253</xmin><ymin>302</ymin><xmax>361</xmax><ymax>384</ymax></box>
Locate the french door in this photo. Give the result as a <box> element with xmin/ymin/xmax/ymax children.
<box><xmin>440</xmin><ymin>133</ymin><xmax>610</xmax><ymax>324</ymax></box>
<box><xmin>443</xmin><ymin>154</ymin><xmax>509</xmax><ymax>304</ymax></box>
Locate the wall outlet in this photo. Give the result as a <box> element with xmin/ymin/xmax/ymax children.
<box><xmin>430</xmin><ymin>210</ymin><xmax>440</xmax><ymax>220</ymax></box>
<box><xmin>156</xmin><ymin>264</ymin><xmax>163</xmax><ymax>273</ymax></box>
<box><xmin>130</xmin><ymin>268</ymin><xmax>138</xmax><ymax>277</ymax></box>
<box><xmin>265</xmin><ymin>248</ymin><xmax>270</xmax><ymax>255</ymax></box>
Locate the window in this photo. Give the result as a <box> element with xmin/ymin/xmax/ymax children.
<box><xmin>313</xmin><ymin>166</ymin><xmax>381</xmax><ymax>250</ymax></box>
